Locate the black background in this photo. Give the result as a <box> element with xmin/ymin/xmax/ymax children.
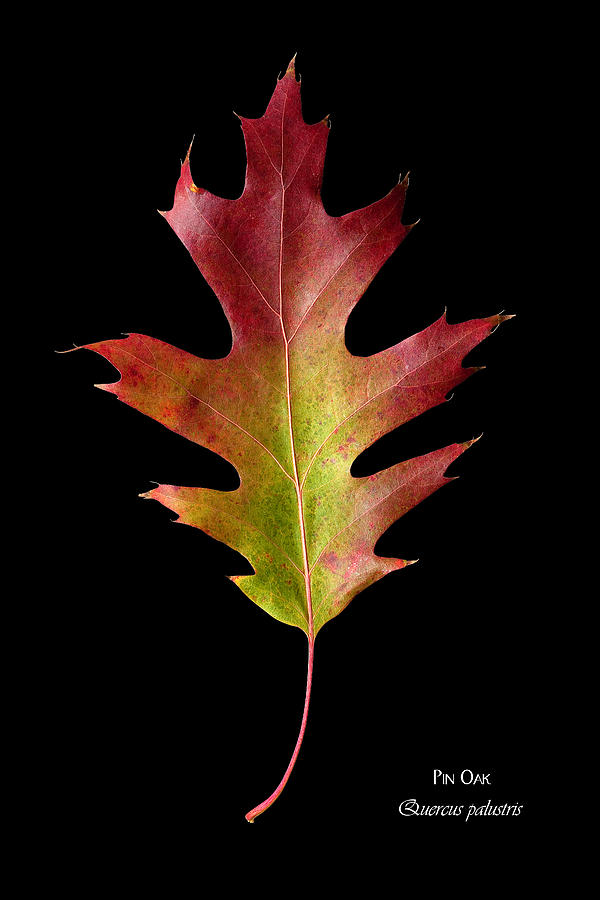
<box><xmin>37</xmin><ymin>6</ymin><xmax>556</xmax><ymax>865</ymax></box>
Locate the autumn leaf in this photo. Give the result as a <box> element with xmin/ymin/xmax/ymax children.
<box><xmin>67</xmin><ymin>56</ymin><xmax>511</xmax><ymax>821</ymax></box>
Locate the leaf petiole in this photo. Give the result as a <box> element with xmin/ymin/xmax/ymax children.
<box><xmin>245</xmin><ymin>634</ymin><xmax>315</xmax><ymax>822</ymax></box>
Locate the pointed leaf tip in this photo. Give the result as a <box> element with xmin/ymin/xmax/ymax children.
<box><xmin>491</xmin><ymin>312</ymin><xmax>515</xmax><ymax>333</ymax></box>
<box><xmin>55</xmin><ymin>344</ymin><xmax>79</xmax><ymax>354</ymax></box>
<box><xmin>286</xmin><ymin>53</ymin><xmax>298</xmax><ymax>79</ymax></box>
<box><xmin>463</xmin><ymin>434</ymin><xmax>483</xmax><ymax>450</ymax></box>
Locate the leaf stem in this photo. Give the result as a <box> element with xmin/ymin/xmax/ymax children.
<box><xmin>244</xmin><ymin>633</ymin><xmax>314</xmax><ymax>823</ymax></box>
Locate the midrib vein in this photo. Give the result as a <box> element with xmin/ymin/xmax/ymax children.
<box><xmin>279</xmin><ymin>94</ymin><xmax>314</xmax><ymax>639</ymax></box>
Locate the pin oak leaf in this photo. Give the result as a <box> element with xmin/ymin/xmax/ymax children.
<box><xmin>69</xmin><ymin>57</ymin><xmax>511</xmax><ymax>821</ymax></box>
